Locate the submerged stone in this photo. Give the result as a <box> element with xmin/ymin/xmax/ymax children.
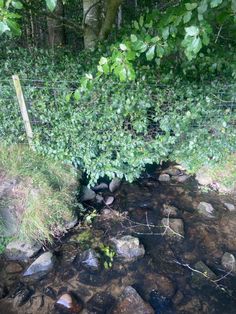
<box><xmin>224</xmin><ymin>203</ymin><xmax>235</xmax><ymax>212</ymax></box>
<box><xmin>55</xmin><ymin>293</ymin><xmax>83</xmax><ymax>313</ymax></box>
<box><xmin>23</xmin><ymin>251</ymin><xmax>54</xmax><ymax>277</ymax></box>
<box><xmin>112</xmin><ymin>286</ymin><xmax>154</xmax><ymax>314</ymax></box>
<box><xmin>111</xmin><ymin>235</ymin><xmax>145</xmax><ymax>262</ymax></box>
<box><xmin>5</xmin><ymin>240</ymin><xmax>41</xmax><ymax>261</ymax></box>
<box><xmin>161</xmin><ymin>218</ymin><xmax>185</xmax><ymax>238</ymax></box>
<box><xmin>105</xmin><ymin>196</ymin><xmax>115</xmax><ymax>206</ymax></box>
<box><xmin>158</xmin><ymin>174</ymin><xmax>170</xmax><ymax>182</ymax></box>
<box><xmin>80</xmin><ymin>249</ymin><xmax>100</xmax><ymax>272</ymax></box>
<box><xmin>80</xmin><ymin>186</ymin><xmax>96</xmax><ymax>202</ymax></box>
<box><xmin>221</xmin><ymin>252</ymin><xmax>236</xmax><ymax>273</ymax></box>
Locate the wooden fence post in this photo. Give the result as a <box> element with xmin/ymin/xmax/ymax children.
<box><xmin>12</xmin><ymin>75</ymin><xmax>34</xmax><ymax>148</ymax></box>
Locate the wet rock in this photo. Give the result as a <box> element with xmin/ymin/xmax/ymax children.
<box><xmin>109</xmin><ymin>178</ymin><xmax>121</xmax><ymax>193</ymax></box>
<box><xmin>219</xmin><ymin>215</ymin><xmax>236</xmax><ymax>251</ymax></box>
<box><xmin>13</xmin><ymin>286</ymin><xmax>34</xmax><ymax>307</ymax></box>
<box><xmin>191</xmin><ymin>261</ymin><xmax>217</xmax><ymax>287</ymax></box>
<box><xmin>149</xmin><ymin>290</ymin><xmax>172</xmax><ymax>313</ymax></box>
<box><xmin>172</xmin><ymin>290</ymin><xmax>184</xmax><ymax>305</ymax></box>
<box><xmin>55</xmin><ymin>293</ymin><xmax>83</xmax><ymax>313</ymax></box>
<box><xmin>221</xmin><ymin>252</ymin><xmax>236</xmax><ymax>273</ymax></box>
<box><xmin>64</xmin><ymin>215</ymin><xmax>78</xmax><ymax>230</ymax></box>
<box><xmin>111</xmin><ymin>235</ymin><xmax>145</xmax><ymax>262</ymax></box>
<box><xmin>6</xmin><ymin>262</ymin><xmax>23</xmax><ymax>274</ymax></box>
<box><xmin>112</xmin><ymin>286</ymin><xmax>154</xmax><ymax>314</ymax></box>
<box><xmin>80</xmin><ymin>249</ymin><xmax>100</xmax><ymax>272</ymax></box>
<box><xmin>5</xmin><ymin>240</ymin><xmax>41</xmax><ymax>261</ymax></box>
<box><xmin>224</xmin><ymin>202</ymin><xmax>235</xmax><ymax>212</ymax></box>
<box><xmin>87</xmin><ymin>292</ymin><xmax>115</xmax><ymax>313</ymax></box>
<box><xmin>93</xmin><ymin>183</ymin><xmax>108</xmax><ymax>192</ymax></box>
<box><xmin>44</xmin><ymin>286</ymin><xmax>57</xmax><ymax>300</ymax></box>
<box><xmin>143</xmin><ymin>273</ymin><xmax>176</xmax><ymax>298</ymax></box>
<box><xmin>81</xmin><ymin>186</ymin><xmax>96</xmax><ymax>202</ymax></box>
<box><xmin>178</xmin><ymin>297</ymin><xmax>202</xmax><ymax>313</ymax></box>
<box><xmin>197</xmin><ymin>202</ymin><xmax>215</xmax><ymax>218</ymax></box>
<box><xmin>23</xmin><ymin>251</ymin><xmax>54</xmax><ymax>277</ymax></box>
<box><xmin>162</xmin><ymin>204</ymin><xmax>179</xmax><ymax>217</ymax></box>
<box><xmin>158</xmin><ymin>174</ymin><xmax>170</xmax><ymax>182</ymax></box>
<box><xmin>105</xmin><ymin>196</ymin><xmax>115</xmax><ymax>206</ymax></box>
<box><xmin>161</xmin><ymin>218</ymin><xmax>184</xmax><ymax>238</ymax></box>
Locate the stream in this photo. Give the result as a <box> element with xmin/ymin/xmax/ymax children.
<box><xmin>0</xmin><ymin>164</ymin><xmax>236</xmax><ymax>314</ymax></box>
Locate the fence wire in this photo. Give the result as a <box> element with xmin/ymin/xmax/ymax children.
<box><xmin>0</xmin><ymin>77</ymin><xmax>235</xmax><ymax>146</ymax></box>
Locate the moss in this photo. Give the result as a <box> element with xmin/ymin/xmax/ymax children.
<box><xmin>0</xmin><ymin>144</ymin><xmax>81</xmax><ymax>243</ymax></box>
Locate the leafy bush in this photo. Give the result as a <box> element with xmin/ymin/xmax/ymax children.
<box><xmin>0</xmin><ymin>49</ymin><xmax>235</xmax><ymax>186</ymax></box>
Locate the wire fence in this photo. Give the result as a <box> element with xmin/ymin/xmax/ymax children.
<box><xmin>0</xmin><ymin>76</ymin><xmax>236</xmax><ymax>147</ymax></box>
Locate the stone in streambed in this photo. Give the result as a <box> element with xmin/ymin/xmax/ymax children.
<box><xmin>224</xmin><ymin>203</ymin><xmax>235</xmax><ymax>212</ymax></box>
<box><xmin>80</xmin><ymin>186</ymin><xmax>96</xmax><ymax>202</ymax></box>
<box><xmin>5</xmin><ymin>239</ymin><xmax>41</xmax><ymax>261</ymax></box>
<box><xmin>112</xmin><ymin>286</ymin><xmax>154</xmax><ymax>314</ymax></box>
<box><xmin>221</xmin><ymin>252</ymin><xmax>236</xmax><ymax>273</ymax></box>
<box><xmin>158</xmin><ymin>174</ymin><xmax>170</xmax><ymax>182</ymax></box>
<box><xmin>55</xmin><ymin>293</ymin><xmax>83</xmax><ymax>313</ymax></box>
<box><xmin>111</xmin><ymin>235</ymin><xmax>145</xmax><ymax>262</ymax></box>
<box><xmin>109</xmin><ymin>178</ymin><xmax>121</xmax><ymax>193</ymax></box>
<box><xmin>93</xmin><ymin>182</ymin><xmax>108</xmax><ymax>192</ymax></box>
<box><xmin>161</xmin><ymin>218</ymin><xmax>184</xmax><ymax>238</ymax></box>
<box><xmin>80</xmin><ymin>249</ymin><xmax>100</xmax><ymax>272</ymax></box>
<box><xmin>197</xmin><ymin>202</ymin><xmax>215</xmax><ymax>218</ymax></box>
<box><xmin>105</xmin><ymin>196</ymin><xmax>115</xmax><ymax>206</ymax></box>
<box><xmin>162</xmin><ymin>204</ymin><xmax>179</xmax><ymax>217</ymax></box>
<box><xmin>23</xmin><ymin>251</ymin><xmax>54</xmax><ymax>277</ymax></box>
<box><xmin>6</xmin><ymin>262</ymin><xmax>23</xmax><ymax>274</ymax></box>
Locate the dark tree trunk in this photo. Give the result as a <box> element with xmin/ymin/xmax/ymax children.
<box><xmin>47</xmin><ymin>0</ymin><xmax>65</xmax><ymax>48</ymax></box>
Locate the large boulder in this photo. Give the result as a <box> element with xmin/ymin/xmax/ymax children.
<box><xmin>5</xmin><ymin>239</ymin><xmax>41</xmax><ymax>261</ymax></box>
<box><xmin>23</xmin><ymin>251</ymin><xmax>54</xmax><ymax>277</ymax></box>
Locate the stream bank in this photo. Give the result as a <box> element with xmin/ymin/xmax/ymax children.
<box><xmin>0</xmin><ymin>164</ymin><xmax>236</xmax><ymax>314</ymax></box>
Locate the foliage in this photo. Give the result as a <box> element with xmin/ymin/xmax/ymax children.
<box><xmin>99</xmin><ymin>243</ymin><xmax>116</xmax><ymax>269</ymax></box>
<box><xmin>0</xmin><ymin>144</ymin><xmax>80</xmax><ymax>242</ymax></box>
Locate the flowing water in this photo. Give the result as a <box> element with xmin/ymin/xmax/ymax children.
<box><xmin>0</xmin><ymin>165</ymin><xmax>236</xmax><ymax>313</ymax></box>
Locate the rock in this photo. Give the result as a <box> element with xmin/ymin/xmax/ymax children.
<box><xmin>44</xmin><ymin>286</ymin><xmax>57</xmax><ymax>300</ymax></box>
<box><xmin>87</xmin><ymin>292</ymin><xmax>115</xmax><ymax>313</ymax></box>
<box><xmin>172</xmin><ymin>174</ymin><xmax>190</xmax><ymax>183</ymax></box>
<box><xmin>178</xmin><ymin>297</ymin><xmax>202</xmax><ymax>314</ymax></box>
<box><xmin>111</xmin><ymin>235</ymin><xmax>145</xmax><ymax>262</ymax></box>
<box><xmin>195</xmin><ymin>169</ymin><xmax>213</xmax><ymax>186</ymax></box>
<box><xmin>197</xmin><ymin>202</ymin><xmax>215</xmax><ymax>218</ymax></box>
<box><xmin>143</xmin><ymin>273</ymin><xmax>176</xmax><ymax>298</ymax></box>
<box><xmin>109</xmin><ymin>178</ymin><xmax>121</xmax><ymax>193</ymax></box>
<box><xmin>149</xmin><ymin>290</ymin><xmax>172</xmax><ymax>313</ymax></box>
<box><xmin>172</xmin><ymin>290</ymin><xmax>184</xmax><ymax>305</ymax></box>
<box><xmin>23</xmin><ymin>251</ymin><xmax>54</xmax><ymax>277</ymax></box>
<box><xmin>64</xmin><ymin>215</ymin><xmax>78</xmax><ymax>230</ymax></box>
<box><xmin>5</xmin><ymin>240</ymin><xmax>41</xmax><ymax>261</ymax></box>
<box><xmin>112</xmin><ymin>286</ymin><xmax>154</xmax><ymax>314</ymax></box>
<box><xmin>105</xmin><ymin>196</ymin><xmax>115</xmax><ymax>206</ymax></box>
<box><xmin>13</xmin><ymin>286</ymin><xmax>34</xmax><ymax>307</ymax></box>
<box><xmin>158</xmin><ymin>174</ymin><xmax>170</xmax><ymax>182</ymax></box>
<box><xmin>55</xmin><ymin>293</ymin><xmax>83</xmax><ymax>313</ymax></box>
<box><xmin>95</xmin><ymin>194</ymin><xmax>104</xmax><ymax>204</ymax></box>
<box><xmin>161</xmin><ymin>218</ymin><xmax>184</xmax><ymax>238</ymax></box>
<box><xmin>163</xmin><ymin>166</ymin><xmax>181</xmax><ymax>176</ymax></box>
<box><xmin>80</xmin><ymin>249</ymin><xmax>100</xmax><ymax>272</ymax></box>
<box><xmin>221</xmin><ymin>252</ymin><xmax>236</xmax><ymax>273</ymax></box>
<box><xmin>224</xmin><ymin>203</ymin><xmax>235</xmax><ymax>212</ymax></box>
<box><xmin>93</xmin><ymin>183</ymin><xmax>108</xmax><ymax>192</ymax></box>
<box><xmin>81</xmin><ymin>186</ymin><xmax>96</xmax><ymax>202</ymax></box>
<box><xmin>191</xmin><ymin>261</ymin><xmax>217</xmax><ymax>286</ymax></box>
<box><xmin>162</xmin><ymin>204</ymin><xmax>179</xmax><ymax>217</ymax></box>
<box><xmin>6</xmin><ymin>262</ymin><xmax>23</xmax><ymax>274</ymax></box>
<box><xmin>0</xmin><ymin>284</ymin><xmax>8</xmax><ymax>299</ymax></box>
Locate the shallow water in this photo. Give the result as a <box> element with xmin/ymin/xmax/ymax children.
<box><xmin>1</xmin><ymin>165</ymin><xmax>236</xmax><ymax>313</ymax></box>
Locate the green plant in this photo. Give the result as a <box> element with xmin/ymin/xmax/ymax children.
<box><xmin>99</xmin><ymin>243</ymin><xmax>116</xmax><ymax>269</ymax></box>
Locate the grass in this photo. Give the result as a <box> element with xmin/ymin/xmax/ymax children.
<box><xmin>0</xmin><ymin>144</ymin><xmax>80</xmax><ymax>244</ymax></box>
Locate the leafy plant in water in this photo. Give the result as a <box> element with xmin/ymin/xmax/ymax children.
<box><xmin>99</xmin><ymin>243</ymin><xmax>116</xmax><ymax>269</ymax></box>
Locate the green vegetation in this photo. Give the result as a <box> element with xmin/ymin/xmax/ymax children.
<box><xmin>99</xmin><ymin>244</ymin><xmax>116</xmax><ymax>269</ymax></box>
<box><xmin>0</xmin><ymin>145</ymin><xmax>79</xmax><ymax>242</ymax></box>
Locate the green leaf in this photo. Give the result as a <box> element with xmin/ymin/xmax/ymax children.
<box><xmin>185</xmin><ymin>3</ymin><xmax>198</xmax><ymax>10</ymax></box>
<box><xmin>0</xmin><ymin>22</ymin><xmax>10</xmax><ymax>35</ymax></box>
<box><xmin>130</xmin><ymin>34</ymin><xmax>137</xmax><ymax>42</ymax></box>
<box><xmin>185</xmin><ymin>26</ymin><xmax>199</xmax><ymax>36</ymax></box>
<box><xmin>139</xmin><ymin>15</ymin><xmax>144</xmax><ymax>27</ymax></box>
<box><xmin>46</xmin><ymin>0</ymin><xmax>57</xmax><ymax>12</ymax></box>
<box><xmin>0</xmin><ymin>0</ymin><xmax>3</xmax><ymax>8</ymax></box>
<box><xmin>210</xmin><ymin>0</ymin><xmax>223</xmax><ymax>8</ymax></box>
<box><xmin>119</xmin><ymin>43</ymin><xmax>127</xmax><ymax>51</ymax></box>
<box><xmin>74</xmin><ymin>89</ymin><xmax>81</xmax><ymax>101</ymax></box>
<box><xmin>99</xmin><ymin>56</ymin><xmax>108</xmax><ymax>65</ymax></box>
<box><xmin>162</xmin><ymin>27</ymin><xmax>170</xmax><ymax>40</ymax></box>
<box><xmin>146</xmin><ymin>45</ymin><xmax>155</xmax><ymax>61</ymax></box>
<box><xmin>6</xmin><ymin>20</ymin><xmax>21</xmax><ymax>36</ymax></box>
<box><xmin>191</xmin><ymin>36</ymin><xmax>202</xmax><ymax>54</ymax></box>
<box><xmin>183</xmin><ymin>11</ymin><xmax>192</xmax><ymax>24</ymax></box>
<box><xmin>133</xmin><ymin>21</ymin><xmax>139</xmax><ymax>30</ymax></box>
<box><xmin>12</xmin><ymin>1</ymin><xmax>23</xmax><ymax>9</ymax></box>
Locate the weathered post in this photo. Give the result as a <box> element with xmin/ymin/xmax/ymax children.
<box><xmin>12</xmin><ymin>75</ymin><xmax>34</xmax><ymax>148</ymax></box>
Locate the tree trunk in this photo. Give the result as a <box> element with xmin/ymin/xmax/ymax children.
<box><xmin>99</xmin><ymin>0</ymin><xmax>123</xmax><ymax>40</ymax></box>
<box><xmin>47</xmin><ymin>0</ymin><xmax>65</xmax><ymax>48</ymax></box>
<box><xmin>83</xmin><ymin>0</ymin><xmax>101</xmax><ymax>49</ymax></box>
